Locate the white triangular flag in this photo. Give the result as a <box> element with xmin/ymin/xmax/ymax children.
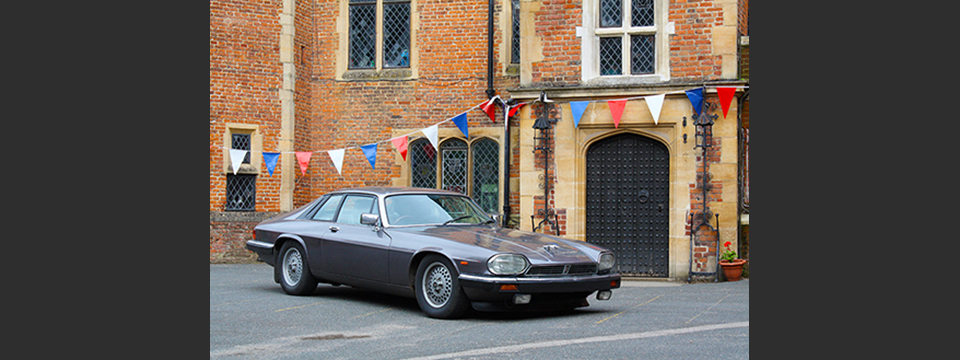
<box><xmin>327</xmin><ymin>149</ymin><xmax>345</xmax><ymax>175</ymax></box>
<box><xmin>229</xmin><ymin>149</ymin><xmax>247</xmax><ymax>175</ymax></box>
<box><xmin>422</xmin><ymin>124</ymin><xmax>439</xmax><ymax>151</ymax></box>
<box><xmin>645</xmin><ymin>94</ymin><xmax>664</xmax><ymax>125</ymax></box>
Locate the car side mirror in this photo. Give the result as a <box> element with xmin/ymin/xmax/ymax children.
<box><xmin>488</xmin><ymin>213</ymin><xmax>502</xmax><ymax>227</ymax></box>
<box><xmin>360</xmin><ymin>213</ymin><xmax>380</xmax><ymax>226</ymax></box>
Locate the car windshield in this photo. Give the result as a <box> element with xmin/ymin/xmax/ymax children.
<box><xmin>384</xmin><ymin>194</ymin><xmax>491</xmax><ymax>226</ymax></box>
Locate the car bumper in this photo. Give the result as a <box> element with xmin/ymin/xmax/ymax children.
<box><xmin>245</xmin><ymin>240</ymin><xmax>275</xmax><ymax>265</ymax></box>
<box><xmin>458</xmin><ymin>272</ymin><xmax>621</xmax><ymax>303</ymax></box>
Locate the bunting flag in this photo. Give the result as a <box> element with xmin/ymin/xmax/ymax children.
<box><xmin>717</xmin><ymin>87</ymin><xmax>735</xmax><ymax>118</ymax></box>
<box><xmin>229</xmin><ymin>149</ymin><xmax>247</xmax><ymax>175</ymax></box>
<box><xmin>295</xmin><ymin>151</ymin><xmax>312</xmax><ymax>175</ymax></box>
<box><xmin>451</xmin><ymin>112</ymin><xmax>469</xmax><ymax>138</ymax></box>
<box><xmin>507</xmin><ymin>102</ymin><xmax>527</xmax><ymax>118</ymax></box>
<box><xmin>645</xmin><ymin>94</ymin><xmax>664</xmax><ymax>125</ymax></box>
<box><xmin>390</xmin><ymin>136</ymin><xmax>408</xmax><ymax>161</ymax></box>
<box><xmin>685</xmin><ymin>88</ymin><xmax>704</xmax><ymax>117</ymax></box>
<box><xmin>607</xmin><ymin>99</ymin><xmax>627</xmax><ymax>128</ymax></box>
<box><xmin>360</xmin><ymin>143</ymin><xmax>378</xmax><ymax>169</ymax></box>
<box><xmin>570</xmin><ymin>101</ymin><xmax>589</xmax><ymax>128</ymax></box>
<box><xmin>328</xmin><ymin>149</ymin><xmax>345</xmax><ymax>175</ymax></box>
<box><xmin>422</xmin><ymin>124</ymin><xmax>439</xmax><ymax>151</ymax></box>
<box><xmin>479</xmin><ymin>96</ymin><xmax>498</xmax><ymax>123</ymax></box>
<box><xmin>263</xmin><ymin>152</ymin><xmax>279</xmax><ymax>176</ymax></box>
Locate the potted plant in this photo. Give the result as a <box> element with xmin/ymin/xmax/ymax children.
<box><xmin>719</xmin><ymin>241</ymin><xmax>747</xmax><ymax>281</ymax></box>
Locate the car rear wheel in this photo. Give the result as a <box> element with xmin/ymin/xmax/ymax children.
<box><xmin>277</xmin><ymin>241</ymin><xmax>318</xmax><ymax>295</ymax></box>
<box><xmin>415</xmin><ymin>255</ymin><xmax>471</xmax><ymax>319</ymax></box>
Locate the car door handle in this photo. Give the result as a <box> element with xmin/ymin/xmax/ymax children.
<box><xmin>329</xmin><ymin>226</ymin><xmax>340</xmax><ymax>233</ymax></box>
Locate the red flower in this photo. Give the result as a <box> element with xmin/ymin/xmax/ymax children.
<box><xmin>724</xmin><ymin>241</ymin><xmax>731</xmax><ymax>248</ymax></box>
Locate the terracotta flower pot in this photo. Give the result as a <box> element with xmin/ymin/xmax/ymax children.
<box><xmin>719</xmin><ymin>259</ymin><xmax>747</xmax><ymax>281</ymax></box>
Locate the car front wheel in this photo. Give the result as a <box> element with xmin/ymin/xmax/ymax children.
<box><xmin>415</xmin><ymin>255</ymin><xmax>471</xmax><ymax>319</ymax></box>
<box><xmin>277</xmin><ymin>241</ymin><xmax>318</xmax><ymax>295</ymax></box>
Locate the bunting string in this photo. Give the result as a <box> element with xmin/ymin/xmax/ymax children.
<box><xmin>213</xmin><ymin>86</ymin><xmax>745</xmax><ymax>176</ymax></box>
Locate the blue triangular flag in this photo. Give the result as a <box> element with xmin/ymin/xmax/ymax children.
<box><xmin>685</xmin><ymin>88</ymin><xmax>704</xmax><ymax>117</ymax></box>
<box><xmin>360</xmin><ymin>143</ymin><xmax>378</xmax><ymax>169</ymax></box>
<box><xmin>451</xmin><ymin>112</ymin><xmax>469</xmax><ymax>138</ymax></box>
<box><xmin>263</xmin><ymin>152</ymin><xmax>280</xmax><ymax>176</ymax></box>
<box><xmin>570</xmin><ymin>101</ymin><xmax>589</xmax><ymax>128</ymax></box>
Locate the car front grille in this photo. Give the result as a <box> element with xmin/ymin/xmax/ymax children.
<box><xmin>524</xmin><ymin>264</ymin><xmax>597</xmax><ymax>277</ymax></box>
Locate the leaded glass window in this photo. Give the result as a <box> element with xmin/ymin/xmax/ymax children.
<box><xmin>383</xmin><ymin>0</ymin><xmax>410</xmax><ymax>68</ymax></box>
<box><xmin>349</xmin><ymin>0</ymin><xmax>376</xmax><ymax>69</ymax></box>
<box><xmin>410</xmin><ymin>139</ymin><xmax>436</xmax><ymax>189</ymax></box>
<box><xmin>600</xmin><ymin>37</ymin><xmax>622</xmax><ymax>76</ymax></box>
<box><xmin>232</xmin><ymin>133</ymin><xmax>251</xmax><ymax>163</ymax></box>
<box><xmin>441</xmin><ymin>139</ymin><xmax>467</xmax><ymax>194</ymax></box>
<box><xmin>596</xmin><ymin>0</ymin><xmax>657</xmax><ymax>77</ymax></box>
<box><xmin>226</xmin><ymin>174</ymin><xmax>256</xmax><ymax>211</ymax></box>
<box><xmin>631</xmin><ymin>35</ymin><xmax>654</xmax><ymax>74</ymax></box>
<box><xmin>471</xmin><ymin>139</ymin><xmax>499</xmax><ymax>213</ymax></box>
<box><xmin>511</xmin><ymin>0</ymin><xmax>520</xmax><ymax>64</ymax></box>
<box><xmin>348</xmin><ymin>0</ymin><xmax>410</xmax><ymax>70</ymax></box>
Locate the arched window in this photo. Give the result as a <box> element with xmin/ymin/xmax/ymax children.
<box><xmin>409</xmin><ymin>138</ymin><xmax>436</xmax><ymax>189</ymax></box>
<box><xmin>407</xmin><ymin>137</ymin><xmax>500</xmax><ymax>213</ymax></box>
<box><xmin>472</xmin><ymin>138</ymin><xmax>499</xmax><ymax>213</ymax></box>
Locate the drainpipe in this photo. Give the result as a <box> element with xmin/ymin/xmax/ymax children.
<box><xmin>502</xmin><ymin>100</ymin><xmax>513</xmax><ymax>227</ymax></box>
<box><xmin>486</xmin><ymin>0</ymin><xmax>495</xmax><ymax>99</ymax></box>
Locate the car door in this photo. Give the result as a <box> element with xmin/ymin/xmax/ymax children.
<box><xmin>321</xmin><ymin>194</ymin><xmax>391</xmax><ymax>283</ymax></box>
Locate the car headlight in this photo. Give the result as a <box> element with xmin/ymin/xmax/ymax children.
<box><xmin>487</xmin><ymin>254</ymin><xmax>529</xmax><ymax>275</ymax></box>
<box><xmin>598</xmin><ymin>253</ymin><xmax>615</xmax><ymax>271</ymax></box>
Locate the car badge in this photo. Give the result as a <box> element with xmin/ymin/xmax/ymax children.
<box><xmin>543</xmin><ymin>244</ymin><xmax>561</xmax><ymax>253</ymax></box>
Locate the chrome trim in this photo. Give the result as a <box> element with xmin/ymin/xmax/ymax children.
<box><xmin>246</xmin><ymin>240</ymin><xmax>274</xmax><ymax>250</ymax></box>
<box><xmin>459</xmin><ymin>272</ymin><xmax>618</xmax><ymax>284</ymax></box>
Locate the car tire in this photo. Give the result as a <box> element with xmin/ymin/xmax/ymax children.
<box><xmin>415</xmin><ymin>255</ymin><xmax>471</xmax><ymax>319</ymax></box>
<box><xmin>277</xmin><ymin>241</ymin><xmax>318</xmax><ymax>295</ymax></box>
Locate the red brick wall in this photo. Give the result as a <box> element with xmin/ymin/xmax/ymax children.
<box><xmin>669</xmin><ymin>0</ymin><xmax>726</xmax><ymax>80</ymax></box>
<box><xmin>210</xmin><ymin>0</ymin><xmax>284</xmax><ymax>213</ymax></box>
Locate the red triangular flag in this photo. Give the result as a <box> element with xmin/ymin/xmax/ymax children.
<box><xmin>480</xmin><ymin>98</ymin><xmax>497</xmax><ymax>123</ymax></box>
<box><xmin>508</xmin><ymin>102</ymin><xmax>527</xmax><ymax>118</ymax></box>
<box><xmin>607</xmin><ymin>99</ymin><xmax>627</xmax><ymax>128</ymax></box>
<box><xmin>295</xmin><ymin>151</ymin><xmax>312</xmax><ymax>175</ymax></box>
<box><xmin>717</xmin><ymin>87</ymin><xmax>736</xmax><ymax>118</ymax></box>
<box><xmin>391</xmin><ymin>136</ymin><xmax>409</xmax><ymax>161</ymax></box>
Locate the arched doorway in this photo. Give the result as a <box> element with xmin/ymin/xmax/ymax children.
<box><xmin>585</xmin><ymin>133</ymin><xmax>669</xmax><ymax>277</ymax></box>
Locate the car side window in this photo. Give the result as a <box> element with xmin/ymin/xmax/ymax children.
<box><xmin>311</xmin><ymin>195</ymin><xmax>344</xmax><ymax>221</ymax></box>
<box><xmin>335</xmin><ymin>195</ymin><xmax>376</xmax><ymax>225</ymax></box>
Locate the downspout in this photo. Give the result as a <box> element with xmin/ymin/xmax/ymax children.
<box><xmin>486</xmin><ymin>0</ymin><xmax>495</xmax><ymax>99</ymax></box>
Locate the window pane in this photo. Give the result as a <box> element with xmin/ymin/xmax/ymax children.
<box><xmin>472</xmin><ymin>139</ymin><xmax>499</xmax><ymax>213</ymax></box>
<box><xmin>511</xmin><ymin>0</ymin><xmax>520</xmax><ymax>64</ymax></box>
<box><xmin>232</xmin><ymin>133</ymin><xmax>251</xmax><ymax>163</ymax></box>
<box><xmin>336</xmin><ymin>195</ymin><xmax>375</xmax><ymax>225</ymax></box>
<box><xmin>226</xmin><ymin>174</ymin><xmax>256</xmax><ymax>211</ymax></box>
<box><xmin>383</xmin><ymin>2</ymin><xmax>410</xmax><ymax>68</ymax></box>
<box><xmin>441</xmin><ymin>139</ymin><xmax>467</xmax><ymax>194</ymax></box>
<box><xmin>410</xmin><ymin>139</ymin><xmax>436</xmax><ymax>188</ymax></box>
<box><xmin>599</xmin><ymin>37</ymin><xmax>622</xmax><ymax>76</ymax></box>
<box><xmin>312</xmin><ymin>195</ymin><xmax>344</xmax><ymax>221</ymax></box>
<box><xmin>631</xmin><ymin>0</ymin><xmax>654</xmax><ymax>27</ymax></box>
<box><xmin>599</xmin><ymin>0</ymin><xmax>622</xmax><ymax>28</ymax></box>
<box><xmin>349</xmin><ymin>1</ymin><xmax>376</xmax><ymax>69</ymax></box>
<box><xmin>631</xmin><ymin>35</ymin><xmax>655</xmax><ymax>74</ymax></box>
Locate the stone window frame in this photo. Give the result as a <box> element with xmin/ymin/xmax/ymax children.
<box><xmin>579</xmin><ymin>0</ymin><xmax>672</xmax><ymax>85</ymax></box>
<box><xmin>222</xmin><ymin>124</ymin><xmax>262</xmax><ymax>175</ymax></box>
<box><xmin>337</xmin><ymin>0</ymin><xmax>419</xmax><ymax>81</ymax></box>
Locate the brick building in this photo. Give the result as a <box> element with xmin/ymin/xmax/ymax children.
<box><xmin>210</xmin><ymin>0</ymin><xmax>750</xmax><ymax>281</ymax></box>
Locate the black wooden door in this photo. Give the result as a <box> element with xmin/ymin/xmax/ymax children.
<box><xmin>586</xmin><ymin>133</ymin><xmax>669</xmax><ymax>277</ymax></box>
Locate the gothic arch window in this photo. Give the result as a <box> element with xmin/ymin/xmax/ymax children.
<box><xmin>408</xmin><ymin>137</ymin><xmax>500</xmax><ymax>213</ymax></box>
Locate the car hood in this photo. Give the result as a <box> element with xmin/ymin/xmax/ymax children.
<box><xmin>391</xmin><ymin>225</ymin><xmax>604</xmax><ymax>264</ymax></box>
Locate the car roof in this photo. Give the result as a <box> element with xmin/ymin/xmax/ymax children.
<box><xmin>326</xmin><ymin>186</ymin><xmax>466</xmax><ymax>197</ymax></box>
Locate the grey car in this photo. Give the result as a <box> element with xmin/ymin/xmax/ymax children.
<box><xmin>246</xmin><ymin>186</ymin><xmax>621</xmax><ymax>319</ymax></box>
